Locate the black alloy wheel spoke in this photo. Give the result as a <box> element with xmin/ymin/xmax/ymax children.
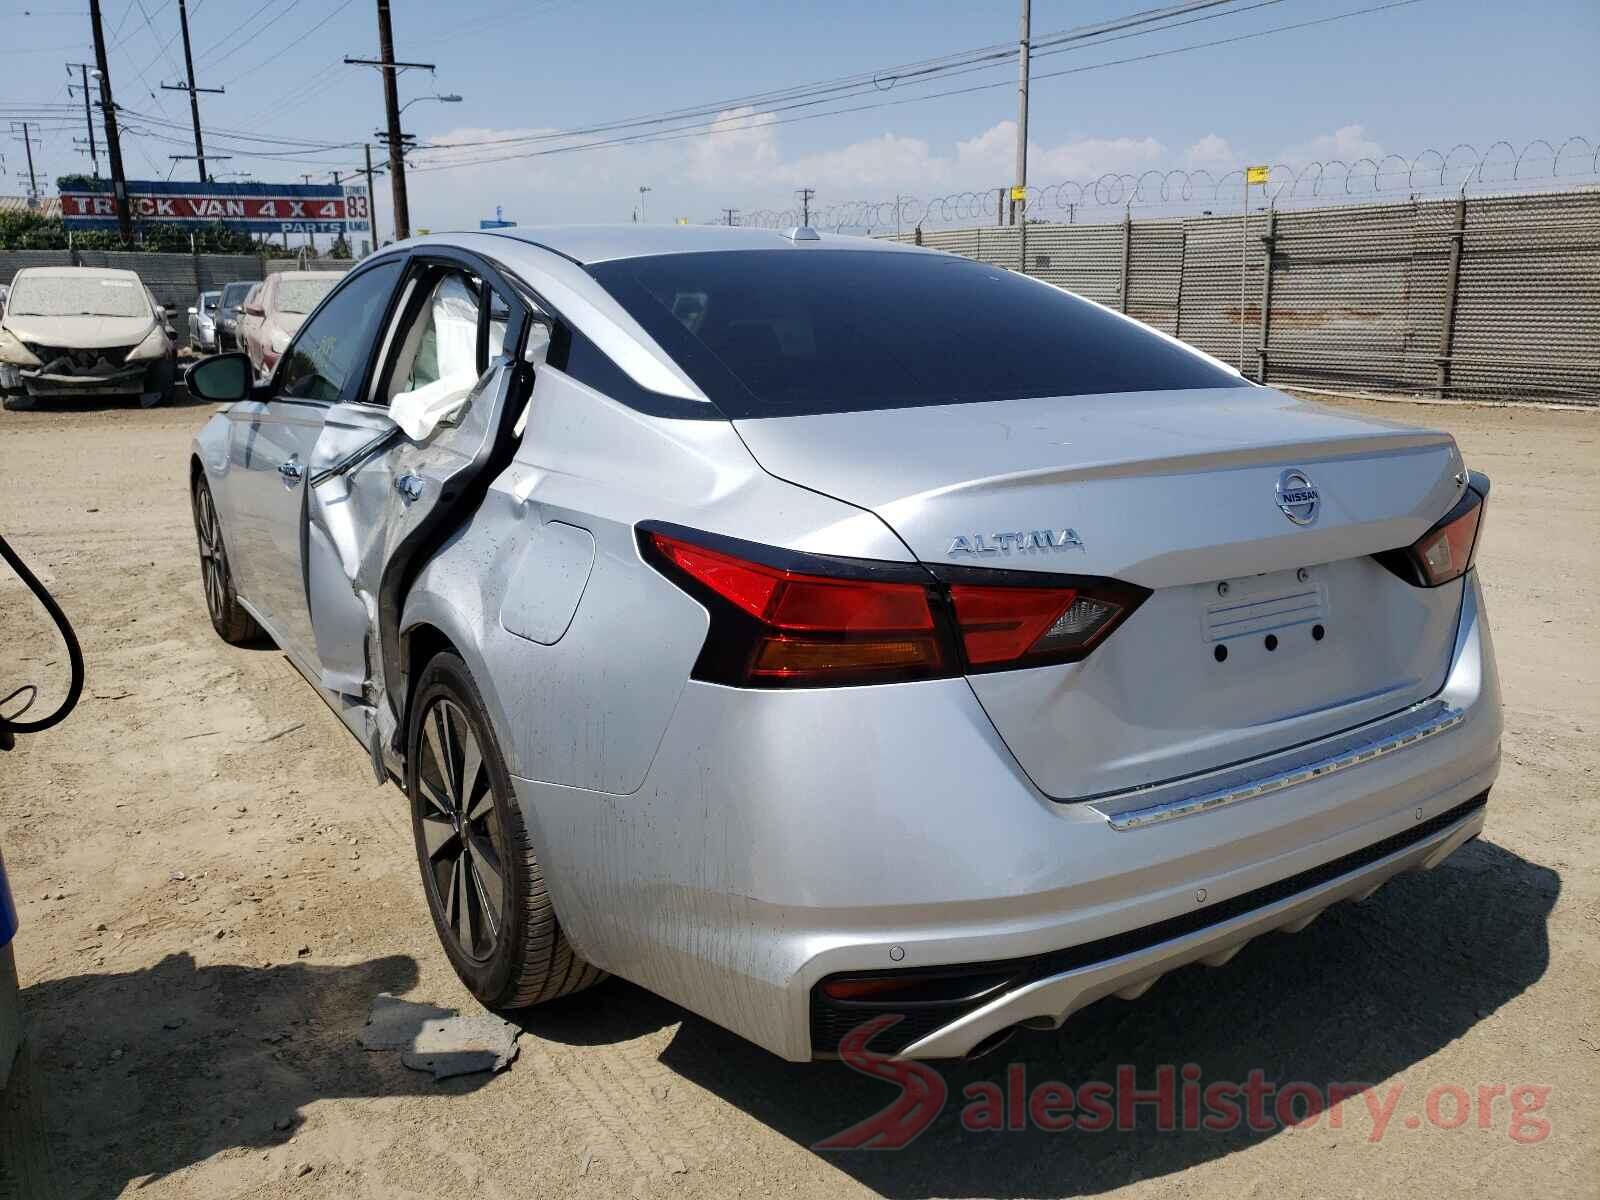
<box><xmin>419</xmin><ymin>698</ymin><xmax>505</xmax><ymax>962</ymax></box>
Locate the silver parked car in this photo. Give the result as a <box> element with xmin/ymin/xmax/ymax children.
<box><xmin>188</xmin><ymin>290</ymin><xmax>222</xmax><ymax>353</ymax></box>
<box><xmin>183</xmin><ymin>226</ymin><xmax>1501</xmax><ymax>1062</ymax></box>
<box><xmin>0</xmin><ymin>266</ymin><xmax>177</xmax><ymax>410</ymax></box>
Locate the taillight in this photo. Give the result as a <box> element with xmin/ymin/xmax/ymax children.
<box><xmin>948</xmin><ymin>583</ymin><xmax>1134</xmax><ymax>668</ymax></box>
<box><xmin>641</xmin><ymin>524</ymin><xmax>1150</xmax><ymax>688</ymax></box>
<box><xmin>1377</xmin><ymin>473</ymin><xmax>1488</xmax><ymax>588</ymax></box>
<box><xmin>643</xmin><ymin>530</ymin><xmax>949</xmax><ymax>686</ymax></box>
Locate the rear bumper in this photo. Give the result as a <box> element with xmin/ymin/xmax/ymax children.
<box><xmin>511</xmin><ymin>573</ymin><xmax>1501</xmax><ymax>1061</ymax></box>
<box><xmin>832</xmin><ymin>792</ymin><xmax>1486</xmax><ymax>1059</ymax></box>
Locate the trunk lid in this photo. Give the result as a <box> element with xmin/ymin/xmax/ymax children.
<box><xmin>734</xmin><ymin>387</ymin><xmax>1469</xmax><ymax>799</ymax></box>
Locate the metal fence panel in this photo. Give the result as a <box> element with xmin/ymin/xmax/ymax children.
<box><xmin>1449</xmin><ymin>191</ymin><xmax>1600</xmax><ymax>402</ymax></box>
<box><xmin>1178</xmin><ymin>212</ymin><xmax>1263</xmax><ymax>372</ymax></box>
<box><xmin>1127</xmin><ymin>218</ymin><xmax>1184</xmax><ymax>335</ymax></box>
<box><xmin>876</xmin><ymin>188</ymin><xmax>1599</xmax><ymax>404</ymax></box>
<box><xmin>1262</xmin><ymin>200</ymin><xmax>1429</xmax><ymax>392</ymax></box>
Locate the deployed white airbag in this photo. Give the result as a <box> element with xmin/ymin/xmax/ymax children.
<box><xmin>390</xmin><ymin>274</ymin><xmax>481</xmax><ymax>441</ymax></box>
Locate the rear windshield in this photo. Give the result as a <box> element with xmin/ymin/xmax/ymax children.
<box><xmin>588</xmin><ymin>250</ymin><xmax>1245</xmax><ymax>419</ymax></box>
<box><xmin>7</xmin><ymin>274</ymin><xmax>151</xmax><ymax>320</ymax></box>
<box><xmin>201</xmin><ymin>291</ymin><xmax>220</xmax><ymax>311</ymax></box>
<box><xmin>275</xmin><ymin>276</ymin><xmax>338</xmax><ymax>314</ymax></box>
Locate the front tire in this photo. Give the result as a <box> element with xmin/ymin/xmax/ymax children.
<box><xmin>191</xmin><ymin>475</ymin><xmax>262</xmax><ymax>644</ymax></box>
<box><xmin>408</xmin><ymin>652</ymin><xmax>604</xmax><ymax>1008</ymax></box>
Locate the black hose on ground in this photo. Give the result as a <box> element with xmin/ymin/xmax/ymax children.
<box><xmin>0</xmin><ymin>533</ymin><xmax>84</xmax><ymax>750</ymax></box>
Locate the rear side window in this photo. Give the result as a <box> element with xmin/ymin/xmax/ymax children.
<box><xmin>588</xmin><ymin>250</ymin><xmax>1245</xmax><ymax>419</ymax></box>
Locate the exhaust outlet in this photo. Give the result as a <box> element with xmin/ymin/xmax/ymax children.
<box><xmin>964</xmin><ymin>1025</ymin><xmax>1018</xmax><ymax>1061</ymax></box>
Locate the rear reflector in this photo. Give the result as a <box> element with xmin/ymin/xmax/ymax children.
<box><xmin>641</xmin><ymin>525</ymin><xmax>1149</xmax><ymax>688</ymax></box>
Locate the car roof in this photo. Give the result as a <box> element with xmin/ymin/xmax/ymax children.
<box><xmin>461</xmin><ymin>223</ymin><xmax>933</xmax><ymax>266</ymax></box>
<box><xmin>273</xmin><ymin>270</ymin><xmax>346</xmax><ymax>281</ymax></box>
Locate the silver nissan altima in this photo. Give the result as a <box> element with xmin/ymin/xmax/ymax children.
<box><xmin>184</xmin><ymin>225</ymin><xmax>1501</xmax><ymax>1061</ymax></box>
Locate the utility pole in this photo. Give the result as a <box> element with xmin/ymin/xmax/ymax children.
<box><xmin>721</xmin><ymin>207</ymin><xmax>738</xmax><ymax>226</ymax></box>
<box><xmin>9</xmin><ymin>124</ymin><xmax>40</xmax><ymax>201</ymax></box>
<box><xmin>160</xmin><ymin>0</ymin><xmax>224</xmax><ymax>182</ymax></box>
<box><xmin>346</xmin><ymin>1</ymin><xmax>432</xmax><ymax>241</ymax></box>
<box><xmin>67</xmin><ymin>63</ymin><xmax>99</xmax><ymax>175</ymax></box>
<box><xmin>796</xmin><ymin>187</ymin><xmax>815</xmax><ymax>225</ymax></box>
<box><xmin>637</xmin><ymin>185</ymin><xmax>651</xmax><ymax>223</ymax></box>
<box><xmin>363</xmin><ymin>142</ymin><xmax>382</xmax><ymax>246</ymax></box>
<box><xmin>88</xmin><ymin>0</ymin><xmax>133</xmax><ymax>242</ymax></box>
<box><xmin>1012</xmin><ymin>0</ymin><xmax>1030</xmax><ymax>227</ymax></box>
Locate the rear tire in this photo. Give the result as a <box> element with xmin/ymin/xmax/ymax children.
<box><xmin>191</xmin><ymin>475</ymin><xmax>262</xmax><ymax>645</ymax></box>
<box><xmin>408</xmin><ymin>651</ymin><xmax>604</xmax><ymax>1009</ymax></box>
<box><xmin>1</xmin><ymin>394</ymin><xmax>34</xmax><ymax>412</ymax></box>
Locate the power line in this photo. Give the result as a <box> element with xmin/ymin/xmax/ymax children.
<box><xmin>411</xmin><ymin>1</ymin><xmax>1415</xmax><ymax>175</ymax></box>
<box><xmin>221</xmin><ymin>0</ymin><xmax>356</xmax><ymax>88</ymax></box>
<box><xmin>418</xmin><ymin>0</ymin><xmax>1258</xmax><ymax>158</ymax></box>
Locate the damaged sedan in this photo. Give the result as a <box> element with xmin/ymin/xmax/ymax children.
<box><xmin>184</xmin><ymin>226</ymin><xmax>1501</xmax><ymax>1061</ymax></box>
<box><xmin>0</xmin><ymin>267</ymin><xmax>177</xmax><ymax>410</ymax></box>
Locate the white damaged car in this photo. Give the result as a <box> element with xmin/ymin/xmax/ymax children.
<box><xmin>0</xmin><ymin>266</ymin><xmax>177</xmax><ymax>411</ymax></box>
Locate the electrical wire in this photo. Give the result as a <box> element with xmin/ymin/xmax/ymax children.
<box><xmin>409</xmin><ymin>0</ymin><xmax>1421</xmax><ymax>174</ymax></box>
<box><xmin>0</xmin><ymin>533</ymin><xmax>84</xmax><ymax>748</ymax></box>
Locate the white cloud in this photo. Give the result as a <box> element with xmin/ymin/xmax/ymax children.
<box><xmin>1279</xmin><ymin>123</ymin><xmax>1385</xmax><ymax>165</ymax></box>
<box><xmin>686</xmin><ymin>108</ymin><xmax>781</xmax><ymax>187</ymax></box>
<box><xmin>389</xmin><ymin>115</ymin><xmax>1388</xmax><ymax>231</ymax></box>
<box><xmin>1184</xmin><ymin>133</ymin><xmax>1236</xmax><ymax>170</ymax></box>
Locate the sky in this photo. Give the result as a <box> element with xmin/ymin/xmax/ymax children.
<box><xmin>2</xmin><ymin>0</ymin><xmax>1596</xmax><ymax>239</ymax></box>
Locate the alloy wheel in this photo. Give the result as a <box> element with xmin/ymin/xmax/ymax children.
<box><xmin>194</xmin><ymin>484</ymin><xmax>227</xmax><ymax>625</ymax></box>
<box><xmin>416</xmin><ymin>698</ymin><xmax>507</xmax><ymax>963</ymax></box>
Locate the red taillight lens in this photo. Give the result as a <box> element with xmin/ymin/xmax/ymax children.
<box><xmin>642</xmin><ymin>526</ymin><xmax>1149</xmax><ymax>687</ymax></box>
<box><xmin>1379</xmin><ymin>478</ymin><xmax>1488</xmax><ymax>588</ymax></box>
<box><xmin>949</xmin><ymin>583</ymin><xmax>1133</xmax><ymax>668</ymax></box>
<box><xmin>646</xmin><ymin>532</ymin><xmax>947</xmax><ymax>685</ymax></box>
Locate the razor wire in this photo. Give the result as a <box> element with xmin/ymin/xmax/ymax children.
<box><xmin>729</xmin><ymin>135</ymin><xmax>1600</xmax><ymax>231</ymax></box>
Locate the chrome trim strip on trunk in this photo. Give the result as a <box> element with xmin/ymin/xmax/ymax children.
<box><xmin>1097</xmin><ymin>704</ymin><xmax>1466</xmax><ymax>831</ymax></box>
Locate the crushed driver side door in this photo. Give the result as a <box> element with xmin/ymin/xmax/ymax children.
<box><xmin>302</xmin><ymin>250</ymin><xmax>534</xmax><ymax>777</ymax></box>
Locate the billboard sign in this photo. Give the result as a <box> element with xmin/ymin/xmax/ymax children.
<box><xmin>60</xmin><ymin>180</ymin><xmax>372</xmax><ymax>236</ymax></box>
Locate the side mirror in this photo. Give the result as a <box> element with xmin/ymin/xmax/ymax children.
<box><xmin>187</xmin><ymin>306</ymin><xmax>197</xmax><ymax>315</ymax></box>
<box><xmin>244</xmin><ymin>304</ymin><xmax>265</xmax><ymax>317</ymax></box>
<box><xmin>186</xmin><ymin>352</ymin><xmax>254</xmax><ymax>403</ymax></box>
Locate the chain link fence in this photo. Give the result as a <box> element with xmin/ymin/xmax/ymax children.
<box><xmin>883</xmin><ymin>188</ymin><xmax>1600</xmax><ymax>405</ymax></box>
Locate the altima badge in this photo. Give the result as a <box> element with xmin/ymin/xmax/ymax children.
<box><xmin>1275</xmin><ymin>469</ymin><xmax>1320</xmax><ymax>526</ymax></box>
<box><xmin>949</xmin><ymin>529</ymin><xmax>1084</xmax><ymax>556</ymax></box>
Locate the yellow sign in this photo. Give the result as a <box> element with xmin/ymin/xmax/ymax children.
<box><xmin>1010</xmin><ymin>185</ymin><xmax>1027</xmax><ymax>202</ymax></box>
<box><xmin>1245</xmin><ymin>165</ymin><xmax>1270</xmax><ymax>185</ymax></box>
<box><xmin>676</xmin><ymin>217</ymin><xmax>689</xmax><ymax>225</ymax></box>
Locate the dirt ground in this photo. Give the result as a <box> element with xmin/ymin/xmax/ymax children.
<box><xmin>0</xmin><ymin>390</ymin><xmax>1595</xmax><ymax>1199</ymax></box>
